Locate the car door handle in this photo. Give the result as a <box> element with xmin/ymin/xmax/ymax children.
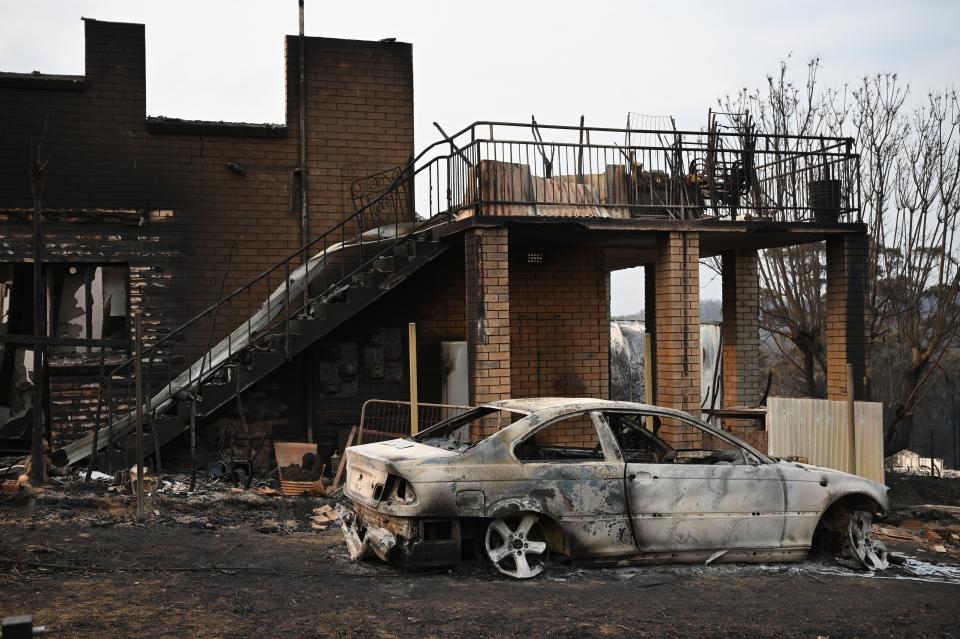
<box><xmin>627</xmin><ymin>471</ymin><xmax>655</xmax><ymax>481</ymax></box>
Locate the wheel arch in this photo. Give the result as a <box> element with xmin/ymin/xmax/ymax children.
<box><xmin>817</xmin><ymin>492</ymin><xmax>886</xmax><ymax>533</ymax></box>
<box><xmin>810</xmin><ymin>492</ymin><xmax>886</xmax><ymax>556</ymax></box>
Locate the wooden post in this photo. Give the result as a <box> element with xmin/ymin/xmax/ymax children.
<box><xmin>134</xmin><ymin>310</ymin><xmax>145</xmax><ymax>522</ymax></box>
<box><xmin>846</xmin><ymin>363</ymin><xmax>857</xmax><ymax>476</ymax></box>
<box><xmin>644</xmin><ymin>332</ymin><xmax>655</xmax><ymax>431</ymax></box>
<box><xmin>188</xmin><ymin>392</ymin><xmax>197</xmax><ymax>492</ymax></box>
<box><xmin>331</xmin><ymin>426</ymin><xmax>357</xmax><ymax>492</ymax></box>
<box><xmin>408</xmin><ymin>323</ymin><xmax>418</xmax><ymax>435</ymax></box>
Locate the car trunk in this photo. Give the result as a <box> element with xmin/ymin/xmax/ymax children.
<box><xmin>344</xmin><ymin>439</ymin><xmax>456</xmax><ymax>506</ymax></box>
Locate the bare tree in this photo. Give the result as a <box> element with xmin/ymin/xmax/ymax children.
<box><xmin>880</xmin><ymin>90</ymin><xmax>960</xmax><ymax>455</ymax></box>
<box><xmin>721</xmin><ymin>60</ymin><xmax>960</xmax><ymax>456</ymax></box>
<box><xmin>853</xmin><ymin>74</ymin><xmax>909</xmax><ymax>348</ymax></box>
<box><xmin>719</xmin><ymin>58</ymin><xmax>847</xmax><ymax>397</ymax></box>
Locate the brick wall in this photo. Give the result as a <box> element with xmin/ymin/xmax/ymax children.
<box><xmin>0</xmin><ymin>19</ymin><xmax>413</xmax><ymax>441</ymax></box>
<box><xmin>825</xmin><ymin>233</ymin><xmax>868</xmax><ymax>400</ymax></box>
<box><xmin>533</xmin><ymin>412</ymin><xmax>601</xmax><ymax>449</ymax></box>
<box><xmin>643</xmin><ymin>263</ymin><xmax>657</xmax><ymax>402</ymax></box>
<box><xmin>652</xmin><ymin>232</ymin><xmax>702</xmax><ymax>447</ymax></box>
<box><xmin>416</xmin><ymin>251</ymin><xmax>466</xmax><ymax>342</ymax></box>
<box><xmin>465</xmin><ymin>227</ymin><xmax>510</xmax><ymax>407</ymax></box>
<box><xmin>510</xmin><ymin>245</ymin><xmax>609</xmax><ymax>400</ymax></box>
<box><xmin>721</xmin><ymin>249</ymin><xmax>761</xmax><ymax>428</ymax></box>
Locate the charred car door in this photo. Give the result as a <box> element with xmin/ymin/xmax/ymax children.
<box><xmin>601</xmin><ymin>411</ymin><xmax>785</xmax><ymax>554</ymax></box>
<box><xmin>509</xmin><ymin>411</ymin><xmax>635</xmax><ymax>559</ymax></box>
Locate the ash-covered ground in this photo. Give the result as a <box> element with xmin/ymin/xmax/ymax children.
<box><xmin>1</xmin><ymin>472</ymin><xmax>959</xmax><ymax>638</ymax></box>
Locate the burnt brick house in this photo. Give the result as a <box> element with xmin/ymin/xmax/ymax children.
<box><xmin>0</xmin><ymin>19</ymin><xmax>868</xmax><ymax>470</ymax></box>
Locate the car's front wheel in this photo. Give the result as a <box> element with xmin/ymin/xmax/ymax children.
<box><xmin>482</xmin><ymin>513</ymin><xmax>549</xmax><ymax>579</ymax></box>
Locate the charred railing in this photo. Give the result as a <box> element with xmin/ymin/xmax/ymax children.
<box><xmin>425</xmin><ymin>121</ymin><xmax>860</xmax><ymax>223</ymax></box>
<box><xmin>357</xmin><ymin>399</ymin><xmax>472</xmax><ymax>444</ymax></box>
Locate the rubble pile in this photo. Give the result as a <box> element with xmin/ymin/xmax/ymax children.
<box><xmin>0</xmin><ymin>465</ymin><xmax>345</xmax><ymax>535</ymax></box>
<box><xmin>873</xmin><ymin>504</ymin><xmax>960</xmax><ymax>557</ymax></box>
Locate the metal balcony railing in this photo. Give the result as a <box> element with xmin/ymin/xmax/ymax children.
<box><xmin>401</xmin><ymin>120</ymin><xmax>860</xmax><ymax>223</ymax></box>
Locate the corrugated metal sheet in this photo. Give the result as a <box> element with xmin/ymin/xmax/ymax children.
<box><xmin>767</xmin><ymin>397</ymin><xmax>885</xmax><ymax>483</ymax></box>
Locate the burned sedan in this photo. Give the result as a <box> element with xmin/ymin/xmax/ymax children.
<box><xmin>340</xmin><ymin>398</ymin><xmax>889</xmax><ymax>578</ymax></box>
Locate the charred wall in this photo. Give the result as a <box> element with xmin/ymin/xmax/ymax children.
<box><xmin>0</xmin><ymin>18</ymin><xmax>413</xmax><ymax>444</ymax></box>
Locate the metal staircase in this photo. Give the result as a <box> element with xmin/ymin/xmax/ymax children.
<box><xmin>63</xmin><ymin>148</ymin><xmax>457</xmax><ymax>467</ymax></box>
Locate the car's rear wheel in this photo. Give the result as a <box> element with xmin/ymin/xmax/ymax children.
<box><xmin>482</xmin><ymin>513</ymin><xmax>549</xmax><ymax>579</ymax></box>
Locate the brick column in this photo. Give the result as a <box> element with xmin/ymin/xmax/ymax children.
<box><xmin>826</xmin><ymin>233</ymin><xmax>869</xmax><ymax>400</ymax></box>
<box><xmin>721</xmin><ymin>250</ymin><xmax>761</xmax><ymax>408</ymax></box>
<box><xmin>643</xmin><ymin>263</ymin><xmax>657</xmax><ymax>403</ymax></box>
<box><xmin>653</xmin><ymin>232</ymin><xmax>701</xmax><ymax>447</ymax></box>
<box><xmin>465</xmin><ymin>227</ymin><xmax>511</xmax><ymax>408</ymax></box>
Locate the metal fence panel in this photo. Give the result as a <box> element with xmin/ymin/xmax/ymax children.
<box><xmin>358</xmin><ymin>399</ymin><xmax>472</xmax><ymax>444</ymax></box>
<box><xmin>767</xmin><ymin>397</ymin><xmax>884</xmax><ymax>483</ymax></box>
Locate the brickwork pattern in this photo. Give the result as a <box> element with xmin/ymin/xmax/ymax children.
<box><xmin>465</xmin><ymin>228</ymin><xmax>510</xmax><ymax>418</ymax></box>
<box><xmin>732</xmin><ymin>428</ymin><xmax>768</xmax><ymax>454</ymax></box>
<box><xmin>533</xmin><ymin>413</ymin><xmax>601</xmax><ymax>449</ymax></box>
<box><xmin>653</xmin><ymin>232</ymin><xmax>702</xmax><ymax>447</ymax></box>
<box><xmin>643</xmin><ymin>263</ymin><xmax>657</xmax><ymax>402</ymax></box>
<box><xmin>510</xmin><ymin>246</ymin><xmax>610</xmax><ymax>401</ymax></box>
<box><xmin>721</xmin><ymin>249</ymin><xmax>761</xmax><ymax>432</ymax></box>
<box><xmin>825</xmin><ymin>233</ymin><xmax>869</xmax><ymax>400</ymax></box>
<box><xmin>415</xmin><ymin>251</ymin><xmax>466</xmax><ymax>341</ymax></box>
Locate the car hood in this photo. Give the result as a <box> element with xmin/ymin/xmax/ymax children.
<box><xmin>782</xmin><ymin>460</ymin><xmax>881</xmax><ymax>482</ymax></box>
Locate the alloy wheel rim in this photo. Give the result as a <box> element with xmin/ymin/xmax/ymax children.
<box><xmin>484</xmin><ymin>513</ymin><xmax>548</xmax><ymax>579</ymax></box>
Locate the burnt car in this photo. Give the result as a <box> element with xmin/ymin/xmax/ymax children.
<box><xmin>340</xmin><ymin>398</ymin><xmax>889</xmax><ymax>578</ymax></box>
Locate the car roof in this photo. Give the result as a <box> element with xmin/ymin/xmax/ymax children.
<box><xmin>480</xmin><ymin>397</ymin><xmax>691</xmax><ymax>419</ymax></box>
<box><xmin>476</xmin><ymin>397</ymin><xmax>771</xmax><ymax>461</ymax></box>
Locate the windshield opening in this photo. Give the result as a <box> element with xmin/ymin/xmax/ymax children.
<box><xmin>413</xmin><ymin>407</ymin><xmax>527</xmax><ymax>451</ymax></box>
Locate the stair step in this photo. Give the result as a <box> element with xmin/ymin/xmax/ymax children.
<box><xmin>289</xmin><ymin>314</ymin><xmax>325</xmax><ymax>336</ymax></box>
<box><xmin>393</xmin><ymin>241</ymin><xmax>424</xmax><ymax>258</ymax></box>
<box><xmin>394</xmin><ymin>240</ymin><xmax>439</xmax><ymax>258</ymax></box>
<box><xmin>352</xmin><ymin>270</ymin><xmax>390</xmax><ymax>289</ymax></box>
<box><xmin>372</xmin><ymin>255</ymin><xmax>403</xmax><ymax>272</ymax></box>
<box><xmin>418</xmin><ymin>239</ymin><xmax>440</xmax><ymax>253</ymax></box>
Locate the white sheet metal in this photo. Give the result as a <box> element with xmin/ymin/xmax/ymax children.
<box><xmin>767</xmin><ymin>397</ymin><xmax>885</xmax><ymax>483</ymax></box>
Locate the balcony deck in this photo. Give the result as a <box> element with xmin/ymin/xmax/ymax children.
<box><xmin>362</xmin><ymin>119</ymin><xmax>859</xmax><ymax>231</ymax></box>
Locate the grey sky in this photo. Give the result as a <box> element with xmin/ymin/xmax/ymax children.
<box><xmin>2</xmin><ymin>0</ymin><xmax>957</xmax><ymax>315</ymax></box>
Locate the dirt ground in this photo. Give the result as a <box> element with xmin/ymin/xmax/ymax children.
<box><xmin>1</xmin><ymin>475</ymin><xmax>959</xmax><ymax>639</ymax></box>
